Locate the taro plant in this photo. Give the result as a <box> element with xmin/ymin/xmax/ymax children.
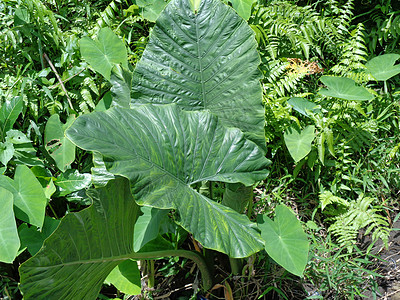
<box><xmin>18</xmin><ymin>0</ymin><xmax>309</xmax><ymax>298</ymax></box>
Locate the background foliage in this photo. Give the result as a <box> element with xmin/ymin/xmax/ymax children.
<box><xmin>1</xmin><ymin>0</ymin><xmax>399</xmax><ymax>299</ymax></box>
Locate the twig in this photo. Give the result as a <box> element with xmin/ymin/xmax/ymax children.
<box><xmin>43</xmin><ymin>53</ymin><xmax>74</xmax><ymax>110</ymax></box>
<box><xmin>48</xmin><ymin>68</ymin><xmax>85</xmax><ymax>89</ymax></box>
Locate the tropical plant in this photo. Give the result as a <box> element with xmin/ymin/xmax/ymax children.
<box><xmin>17</xmin><ymin>0</ymin><xmax>310</xmax><ymax>298</ymax></box>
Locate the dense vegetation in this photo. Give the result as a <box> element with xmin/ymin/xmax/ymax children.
<box><xmin>1</xmin><ymin>0</ymin><xmax>400</xmax><ymax>299</ymax></box>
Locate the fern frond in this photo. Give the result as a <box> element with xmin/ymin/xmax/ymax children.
<box><xmin>326</xmin><ymin>194</ymin><xmax>390</xmax><ymax>252</ymax></box>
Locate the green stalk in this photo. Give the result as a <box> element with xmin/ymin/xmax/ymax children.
<box><xmin>131</xmin><ymin>250</ymin><xmax>212</xmax><ymax>290</ymax></box>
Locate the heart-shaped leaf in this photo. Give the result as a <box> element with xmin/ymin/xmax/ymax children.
<box><xmin>0</xmin><ymin>188</ymin><xmax>19</xmax><ymax>263</ymax></box>
<box><xmin>131</xmin><ymin>0</ymin><xmax>265</xmax><ymax>149</ymax></box>
<box><xmin>319</xmin><ymin>76</ymin><xmax>374</xmax><ymax>101</ymax></box>
<box><xmin>366</xmin><ymin>54</ymin><xmax>400</xmax><ymax>81</ymax></box>
<box><xmin>258</xmin><ymin>205</ymin><xmax>309</xmax><ymax>277</ymax></box>
<box><xmin>0</xmin><ymin>165</ymin><xmax>47</xmax><ymax>227</ymax></box>
<box><xmin>45</xmin><ymin>114</ymin><xmax>76</xmax><ymax>172</ymax></box>
<box><xmin>80</xmin><ymin>28</ymin><xmax>128</xmax><ymax>80</ymax></box>
<box><xmin>66</xmin><ymin>104</ymin><xmax>269</xmax><ymax>257</ymax></box>
<box><xmin>284</xmin><ymin>125</ymin><xmax>315</xmax><ymax>162</ymax></box>
<box><xmin>19</xmin><ymin>178</ymin><xmax>140</xmax><ymax>299</ymax></box>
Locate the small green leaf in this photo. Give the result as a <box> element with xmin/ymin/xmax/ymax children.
<box><xmin>288</xmin><ymin>97</ymin><xmax>321</xmax><ymax>117</ymax></box>
<box><xmin>6</xmin><ymin>130</ymin><xmax>31</xmax><ymax>144</ymax></box>
<box><xmin>105</xmin><ymin>259</ymin><xmax>141</xmax><ymax>295</ymax></box>
<box><xmin>0</xmin><ymin>96</ymin><xmax>23</xmax><ymax>139</ymax></box>
<box><xmin>0</xmin><ymin>165</ymin><xmax>47</xmax><ymax>227</ymax></box>
<box><xmin>55</xmin><ymin>169</ymin><xmax>92</xmax><ymax>196</ymax></box>
<box><xmin>18</xmin><ymin>217</ymin><xmax>60</xmax><ymax>256</ymax></box>
<box><xmin>44</xmin><ymin>114</ymin><xmax>76</xmax><ymax>172</ymax></box>
<box><xmin>258</xmin><ymin>205</ymin><xmax>309</xmax><ymax>277</ymax></box>
<box><xmin>0</xmin><ymin>188</ymin><xmax>19</xmax><ymax>263</ymax></box>
<box><xmin>134</xmin><ymin>207</ymin><xmax>169</xmax><ymax>252</ymax></box>
<box><xmin>80</xmin><ymin>28</ymin><xmax>128</xmax><ymax>80</ymax></box>
<box><xmin>230</xmin><ymin>0</ymin><xmax>255</xmax><ymax>20</ymax></box>
<box><xmin>0</xmin><ymin>141</ymin><xmax>14</xmax><ymax>166</ymax></box>
<box><xmin>366</xmin><ymin>54</ymin><xmax>400</xmax><ymax>81</ymax></box>
<box><xmin>284</xmin><ymin>125</ymin><xmax>315</xmax><ymax>162</ymax></box>
<box><xmin>136</xmin><ymin>0</ymin><xmax>169</xmax><ymax>22</ymax></box>
<box><xmin>319</xmin><ymin>76</ymin><xmax>374</xmax><ymax>101</ymax></box>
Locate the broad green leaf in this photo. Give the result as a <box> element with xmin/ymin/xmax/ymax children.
<box><xmin>110</xmin><ymin>65</ymin><xmax>132</xmax><ymax>108</ymax></box>
<box><xmin>6</xmin><ymin>129</ymin><xmax>31</xmax><ymax>144</ymax></box>
<box><xmin>66</xmin><ymin>104</ymin><xmax>269</xmax><ymax>257</ymax></box>
<box><xmin>231</xmin><ymin>0</ymin><xmax>255</xmax><ymax>20</ymax></box>
<box><xmin>80</xmin><ymin>28</ymin><xmax>128</xmax><ymax>80</ymax></box>
<box><xmin>132</xmin><ymin>0</ymin><xmax>265</xmax><ymax>149</ymax></box>
<box><xmin>19</xmin><ymin>178</ymin><xmax>140</xmax><ymax>300</ymax></box>
<box><xmin>0</xmin><ymin>165</ymin><xmax>47</xmax><ymax>227</ymax></box>
<box><xmin>0</xmin><ymin>188</ymin><xmax>19</xmax><ymax>263</ymax></box>
<box><xmin>18</xmin><ymin>217</ymin><xmax>60</xmax><ymax>256</ymax></box>
<box><xmin>95</xmin><ymin>92</ymin><xmax>113</xmax><ymax>112</ymax></box>
<box><xmin>287</xmin><ymin>97</ymin><xmax>321</xmax><ymax>117</ymax></box>
<box><xmin>284</xmin><ymin>125</ymin><xmax>315</xmax><ymax>163</ymax></box>
<box><xmin>55</xmin><ymin>169</ymin><xmax>92</xmax><ymax>196</ymax></box>
<box><xmin>105</xmin><ymin>259</ymin><xmax>141</xmax><ymax>295</ymax></box>
<box><xmin>44</xmin><ymin>114</ymin><xmax>76</xmax><ymax>172</ymax></box>
<box><xmin>136</xmin><ymin>0</ymin><xmax>169</xmax><ymax>22</ymax></box>
<box><xmin>366</xmin><ymin>54</ymin><xmax>400</xmax><ymax>81</ymax></box>
<box><xmin>0</xmin><ymin>96</ymin><xmax>23</xmax><ymax>139</ymax></box>
<box><xmin>222</xmin><ymin>183</ymin><xmax>253</xmax><ymax>213</ymax></box>
<box><xmin>258</xmin><ymin>205</ymin><xmax>309</xmax><ymax>277</ymax></box>
<box><xmin>0</xmin><ymin>141</ymin><xmax>14</xmax><ymax>166</ymax></box>
<box><xmin>134</xmin><ymin>207</ymin><xmax>170</xmax><ymax>252</ymax></box>
<box><xmin>319</xmin><ymin>76</ymin><xmax>374</xmax><ymax>101</ymax></box>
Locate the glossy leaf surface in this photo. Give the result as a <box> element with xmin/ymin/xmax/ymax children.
<box><xmin>131</xmin><ymin>0</ymin><xmax>265</xmax><ymax>149</ymax></box>
<box><xmin>258</xmin><ymin>205</ymin><xmax>309</xmax><ymax>277</ymax></box>
<box><xmin>366</xmin><ymin>54</ymin><xmax>400</xmax><ymax>81</ymax></box>
<box><xmin>319</xmin><ymin>76</ymin><xmax>374</xmax><ymax>101</ymax></box>
<box><xmin>55</xmin><ymin>169</ymin><xmax>92</xmax><ymax>196</ymax></box>
<box><xmin>0</xmin><ymin>188</ymin><xmax>19</xmax><ymax>263</ymax></box>
<box><xmin>66</xmin><ymin>104</ymin><xmax>269</xmax><ymax>257</ymax></box>
<box><xmin>19</xmin><ymin>178</ymin><xmax>140</xmax><ymax>300</ymax></box>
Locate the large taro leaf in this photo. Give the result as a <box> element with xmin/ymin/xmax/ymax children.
<box><xmin>66</xmin><ymin>104</ymin><xmax>269</xmax><ymax>257</ymax></box>
<box><xmin>366</xmin><ymin>54</ymin><xmax>400</xmax><ymax>81</ymax></box>
<box><xmin>131</xmin><ymin>0</ymin><xmax>265</xmax><ymax>150</ymax></box>
<box><xmin>19</xmin><ymin>178</ymin><xmax>140</xmax><ymax>300</ymax></box>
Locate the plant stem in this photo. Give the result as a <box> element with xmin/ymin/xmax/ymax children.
<box><xmin>130</xmin><ymin>250</ymin><xmax>213</xmax><ymax>290</ymax></box>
